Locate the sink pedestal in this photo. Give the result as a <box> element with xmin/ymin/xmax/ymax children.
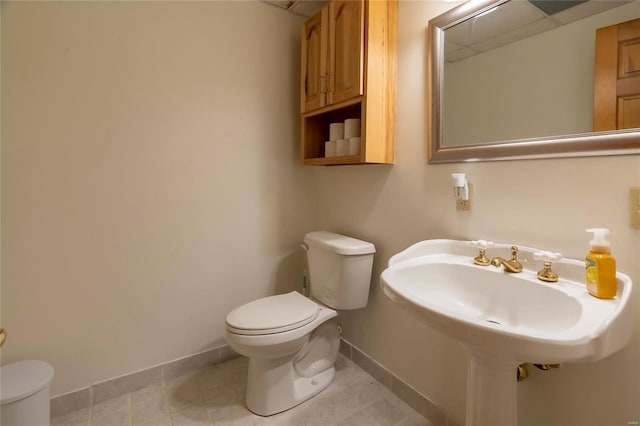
<box><xmin>466</xmin><ymin>350</ymin><xmax>519</xmax><ymax>426</ymax></box>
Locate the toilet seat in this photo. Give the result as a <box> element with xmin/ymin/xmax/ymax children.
<box><xmin>226</xmin><ymin>291</ymin><xmax>319</xmax><ymax>336</ymax></box>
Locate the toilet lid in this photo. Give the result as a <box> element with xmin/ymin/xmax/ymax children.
<box><xmin>226</xmin><ymin>291</ymin><xmax>319</xmax><ymax>335</ymax></box>
<box><xmin>0</xmin><ymin>360</ymin><xmax>54</xmax><ymax>405</ymax></box>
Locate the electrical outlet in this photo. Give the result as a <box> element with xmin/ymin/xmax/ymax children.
<box><xmin>631</xmin><ymin>187</ymin><xmax>640</xmax><ymax>229</ymax></box>
<box><xmin>456</xmin><ymin>199</ymin><xmax>471</xmax><ymax>211</ymax></box>
<box><xmin>456</xmin><ymin>183</ymin><xmax>472</xmax><ymax>211</ymax></box>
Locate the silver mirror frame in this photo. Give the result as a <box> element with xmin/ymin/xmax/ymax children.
<box><xmin>427</xmin><ymin>0</ymin><xmax>640</xmax><ymax>164</ymax></box>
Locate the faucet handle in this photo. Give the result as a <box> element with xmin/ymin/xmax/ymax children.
<box><xmin>533</xmin><ymin>251</ymin><xmax>562</xmax><ymax>263</ymax></box>
<box><xmin>470</xmin><ymin>240</ymin><xmax>494</xmax><ymax>266</ymax></box>
<box><xmin>533</xmin><ymin>251</ymin><xmax>562</xmax><ymax>282</ymax></box>
<box><xmin>470</xmin><ymin>240</ymin><xmax>494</xmax><ymax>249</ymax></box>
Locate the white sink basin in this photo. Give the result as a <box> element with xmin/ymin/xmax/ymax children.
<box><xmin>391</xmin><ymin>262</ymin><xmax>582</xmax><ymax>330</ymax></box>
<box><xmin>381</xmin><ymin>239</ymin><xmax>634</xmax><ymax>426</ymax></box>
<box><xmin>381</xmin><ymin>239</ymin><xmax>633</xmax><ymax>363</ymax></box>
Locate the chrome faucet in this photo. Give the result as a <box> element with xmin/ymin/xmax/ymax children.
<box><xmin>490</xmin><ymin>246</ymin><xmax>523</xmax><ymax>273</ymax></box>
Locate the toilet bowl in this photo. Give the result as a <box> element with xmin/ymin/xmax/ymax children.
<box><xmin>1</xmin><ymin>360</ymin><xmax>54</xmax><ymax>426</ymax></box>
<box><xmin>225</xmin><ymin>291</ymin><xmax>339</xmax><ymax>416</ymax></box>
<box><xmin>225</xmin><ymin>231</ymin><xmax>375</xmax><ymax>416</ymax></box>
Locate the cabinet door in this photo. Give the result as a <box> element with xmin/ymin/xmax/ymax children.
<box><xmin>328</xmin><ymin>0</ymin><xmax>364</xmax><ymax>105</ymax></box>
<box><xmin>301</xmin><ymin>9</ymin><xmax>328</xmax><ymax>113</ymax></box>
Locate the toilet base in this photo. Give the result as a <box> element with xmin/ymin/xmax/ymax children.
<box><xmin>225</xmin><ymin>303</ymin><xmax>340</xmax><ymax>416</ymax></box>
<box><xmin>246</xmin><ymin>356</ymin><xmax>335</xmax><ymax>416</ymax></box>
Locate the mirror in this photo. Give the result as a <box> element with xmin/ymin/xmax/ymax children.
<box><xmin>427</xmin><ymin>0</ymin><xmax>640</xmax><ymax>163</ymax></box>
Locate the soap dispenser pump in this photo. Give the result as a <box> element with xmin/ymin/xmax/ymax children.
<box><xmin>585</xmin><ymin>228</ymin><xmax>617</xmax><ymax>299</ymax></box>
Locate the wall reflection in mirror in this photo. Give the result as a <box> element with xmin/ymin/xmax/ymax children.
<box><xmin>428</xmin><ymin>0</ymin><xmax>640</xmax><ymax>163</ymax></box>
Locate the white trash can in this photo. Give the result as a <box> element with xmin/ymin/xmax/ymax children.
<box><xmin>1</xmin><ymin>360</ymin><xmax>54</xmax><ymax>426</ymax></box>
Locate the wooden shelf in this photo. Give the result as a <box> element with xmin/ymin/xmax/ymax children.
<box><xmin>302</xmin><ymin>102</ymin><xmax>362</xmax><ymax>160</ymax></box>
<box><xmin>303</xmin><ymin>155</ymin><xmax>363</xmax><ymax>166</ymax></box>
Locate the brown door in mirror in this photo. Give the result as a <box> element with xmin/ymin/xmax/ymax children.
<box><xmin>594</xmin><ymin>17</ymin><xmax>640</xmax><ymax>131</ymax></box>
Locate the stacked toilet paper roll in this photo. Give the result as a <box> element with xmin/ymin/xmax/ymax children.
<box><xmin>344</xmin><ymin>118</ymin><xmax>361</xmax><ymax>138</ymax></box>
<box><xmin>325</xmin><ymin>141</ymin><xmax>337</xmax><ymax>157</ymax></box>
<box><xmin>349</xmin><ymin>137</ymin><xmax>360</xmax><ymax>156</ymax></box>
<box><xmin>325</xmin><ymin>119</ymin><xmax>361</xmax><ymax>157</ymax></box>
<box><xmin>345</xmin><ymin>118</ymin><xmax>361</xmax><ymax>156</ymax></box>
<box><xmin>336</xmin><ymin>139</ymin><xmax>349</xmax><ymax>156</ymax></box>
<box><xmin>326</xmin><ymin>123</ymin><xmax>344</xmax><ymax>157</ymax></box>
<box><xmin>329</xmin><ymin>123</ymin><xmax>344</xmax><ymax>142</ymax></box>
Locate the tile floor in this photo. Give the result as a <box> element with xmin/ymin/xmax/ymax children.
<box><xmin>51</xmin><ymin>354</ymin><xmax>432</xmax><ymax>426</ymax></box>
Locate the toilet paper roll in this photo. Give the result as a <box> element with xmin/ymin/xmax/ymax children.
<box><xmin>325</xmin><ymin>141</ymin><xmax>337</xmax><ymax>157</ymax></box>
<box><xmin>329</xmin><ymin>123</ymin><xmax>345</xmax><ymax>141</ymax></box>
<box><xmin>349</xmin><ymin>137</ymin><xmax>361</xmax><ymax>156</ymax></box>
<box><xmin>344</xmin><ymin>118</ymin><xmax>361</xmax><ymax>139</ymax></box>
<box><xmin>336</xmin><ymin>139</ymin><xmax>349</xmax><ymax>156</ymax></box>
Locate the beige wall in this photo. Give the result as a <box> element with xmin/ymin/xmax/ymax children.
<box><xmin>1</xmin><ymin>1</ymin><xmax>315</xmax><ymax>395</ymax></box>
<box><xmin>314</xmin><ymin>1</ymin><xmax>640</xmax><ymax>425</ymax></box>
<box><xmin>2</xmin><ymin>1</ymin><xmax>640</xmax><ymax>425</ymax></box>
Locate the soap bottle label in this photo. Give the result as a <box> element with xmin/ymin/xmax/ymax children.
<box><xmin>585</xmin><ymin>258</ymin><xmax>598</xmax><ymax>287</ymax></box>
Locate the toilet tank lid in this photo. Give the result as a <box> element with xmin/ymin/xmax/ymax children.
<box><xmin>304</xmin><ymin>231</ymin><xmax>375</xmax><ymax>255</ymax></box>
<box><xmin>0</xmin><ymin>360</ymin><xmax>54</xmax><ymax>405</ymax></box>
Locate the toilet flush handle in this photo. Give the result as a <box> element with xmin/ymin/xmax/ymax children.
<box><xmin>300</xmin><ymin>243</ymin><xmax>309</xmax><ymax>251</ymax></box>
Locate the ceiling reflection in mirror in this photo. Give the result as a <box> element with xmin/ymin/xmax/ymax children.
<box><xmin>428</xmin><ymin>0</ymin><xmax>640</xmax><ymax>163</ymax></box>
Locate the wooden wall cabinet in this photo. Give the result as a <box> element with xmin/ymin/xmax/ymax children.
<box><xmin>300</xmin><ymin>0</ymin><xmax>397</xmax><ymax>165</ymax></box>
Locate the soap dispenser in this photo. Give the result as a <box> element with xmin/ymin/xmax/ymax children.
<box><xmin>585</xmin><ymin>228</ymin><xmax>617</xmax><ymax>299</ymax></box>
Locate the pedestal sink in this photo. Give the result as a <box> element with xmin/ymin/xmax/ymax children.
<box><xmin>380</xmin><ymin>240</ymin><xmax>634</xmax><ymax>426</ymax></box>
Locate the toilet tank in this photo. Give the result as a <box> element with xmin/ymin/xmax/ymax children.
<box><xmin>304</xmin><ymin>231</ymin><xmax>376</xmax><ymax>310</ymax></box>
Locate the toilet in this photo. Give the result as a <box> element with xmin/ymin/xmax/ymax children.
<box><xmin>224</xmin><ymin>231</ymin><xmax>375</xmax><ymax>416</ymax></box>
<box><xmin>1</xmin><ymin>360</ymin><xmax>54</xmax><ymax>426</ymax></box>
